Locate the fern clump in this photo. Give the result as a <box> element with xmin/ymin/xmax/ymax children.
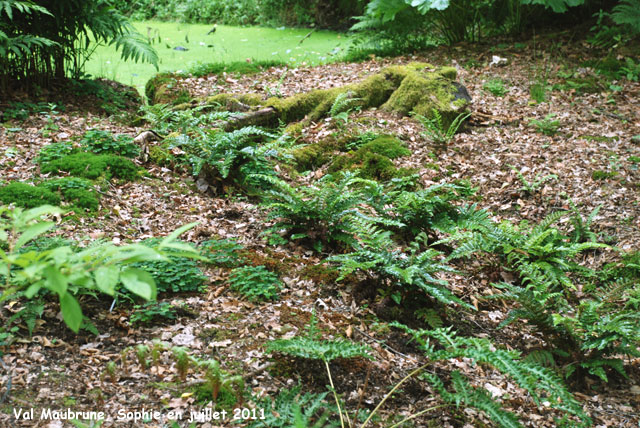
<box><xmin>40</xmin><ymin>152</ymin><xmax>139</xmax><ymax>181</ymax></box>
<box><xmin>0</xmin><ymin>182</ymin><xmax>61</xmax><ymax>208</ymax></box>
<box><xmin>394</xmin><ymin>324</ymin><xmax>591</xmax><ymax>428</ymax></box>
<box><xmin>257</xmin><ymin>172</ymin><xmax>380</xmax><ymax>252</ymax></box>
<box><xmin>330</xmin><ymin>221</ymin><xmax>471</xmax><ymax>310</ymax></box>
<box><xmin>165</xmin><ymin>126</ymin><xmax>284</xmax><ymax>193</ymax></box>
<box><xmin>251</xmin><ymin>385</ymin><xmax>338</xmax><ymax>428</ymax></box>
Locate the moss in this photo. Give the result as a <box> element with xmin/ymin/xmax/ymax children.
<box><xmin>206</xmin><ymin>93</ymin><xmax>262</xmax><ymax>109</ymax></box>
<box><xmin>358</xmin><ymin>136</ymin><xmax>411</xmax><ymax>159</ymax></box>
<box><xmin>382</xmin><ymin>70</ymin><xmax>465</xmax><ymax>121</ymax></box>
<box><xmin>145</xmin><ymin>73</ymin><xmax>191</xmax><ymax>105</ymax></box>
<box><xmin>149</xmin><ymin>145</ymin><xmax>175</xmax><ymax>167</ymax></box>
<box><xmin>40</xmin><ymin>152</ymin><xmax>139</xmax><ymax>181</ymax></box>
<box><xmin>265</xmin><ymin>62</ymin><xmax>450</xmax><ymax>124</ymax></box>
<box><xmin>0</xmin><ymin>182</ymin><xmax>60</xmax><ymax>208</ymax></box>
<box><xmin>328</xmin><ymin>136</ymin><xmax>413</xmax><ymax>182</ymax></box>
<box><xmin>284</xmin><ymin>122</ymin><xmax>304</xmax><ymax>137</ymax></box>
<box><xmin>292</xmin><ymin>144</ymin><xmax>334</xmax><ymax>171</ymax></box>
<box><xmin>592</xmin><ymin>170</ymin><xmax>618</xmax><ymax>180</ymax></box>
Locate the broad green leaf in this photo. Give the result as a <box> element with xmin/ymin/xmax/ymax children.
<box><xmin>60</xmin><ymin>293</ymin><xmax>83</xmax><ymax>333</ymax></box>
<box><xmin>94</xmin><ymin>266</ymin><xmax>119</xmax><ymax>295</ymax></box>
<box><xmin>121</xmin><ymin>268</ymin><xmax>156</xmax><ymax>300</ymax></box>
<box><xmin>20</xmin><ymin>205</ymin><xmax>62</xmax><ymax>224</ymax></box>
<box><xmin>14</xmin><ymin>221</ymin><xmax>55</xmax><ymax>251</ymax></box>
<box><xmin>159</xmin><ymin>222</ymin><xmax>199</xmax><ymax>248</ymax></box>
<box><xmin>44</xmin><ymin>266</ymin><xmax>68</xmax><ymax>295</ymax></box>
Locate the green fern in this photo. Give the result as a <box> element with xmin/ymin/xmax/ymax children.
<box><xmin>612</xmin><ymin>0</ymin><xmax>640</xmax><ymax>33</ymax></box>
<box><xmin>251</xmin><ymin>385</ymin><xmax>338</xmax><ymax>428</ymax></box>
<box><xmin>394</xmin><ymin>324</ymin><xmax>591</xmax><ymax>427</ymax></box>
<box><xmin>508</xmin><ymin>165</ymin><xmax>557</xmax><ymax>195</ymax></box>
<box><xmin>330</xmin><ymin>221</ymin><xmax>472</xmax><ymax>310</ymax></box>
<box><xmin>414</xmin><ymin>109</ymin><xmax>471</xmax><ymax>145</ymax></box>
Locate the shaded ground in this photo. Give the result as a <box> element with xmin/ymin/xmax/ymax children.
<box><xmin>1</xmin><ymin>31</ymin><xmax>639</xmax><ymax>427</ymax></box>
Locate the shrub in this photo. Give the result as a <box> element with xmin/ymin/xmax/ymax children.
<box><xmin>80</xmin><ymin>129</ymin><xmax>141</xmax><ymax>158</ymax></box>
<box><xmin>0</xmin><ymin>205</ymin><xmax>198</xmax><ymax>332</ymax></box>
<box><xmin>40</xmin><ymin>152</ymin><xmax>139</xmax><ymax>181</ymax></box>
<box><xmin>0</xmin><ymin>182</ymin><xmax>60</xmax><ymax>208</ymax></box>
<box><xmin>228</xmin><ymin>266</ymin><xmax>281</xmax><ymax>301</ymax></box>
<box><xmin>529</xmin><ymin>114</ymin><xmax>560</xmax><ymax>136</ymax></box>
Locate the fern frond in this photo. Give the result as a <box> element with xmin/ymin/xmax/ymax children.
<box><xmin>612</xmin><ymin>0</ymin><xmax>640</xmax><ymax>33</ymax></box>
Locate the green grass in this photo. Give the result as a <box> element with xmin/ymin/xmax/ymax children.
<box><xmin>85</xmin><ymin>21</ymin><xmax>351</xmax><ymax>93</ymax></box>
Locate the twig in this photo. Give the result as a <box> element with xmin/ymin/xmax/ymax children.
<box><xmin>353</xmin><ymin>326</ymin><xmax>419</xmax><ymax>362</ymax></box>
<box><xmin>299</xmin><ymin>28</ymin><xmax>316</xmax><ymax>45</ymax></box>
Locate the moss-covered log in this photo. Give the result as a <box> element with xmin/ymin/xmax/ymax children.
<box><xmin>226</xmin><ymin>63</ymin><xmax>470</xmax><ymax>129</ymax></box>
<box><xmin>146</xmin><ymin>63</ymin><xmax>471</xmax><ymax>128</ymax></box>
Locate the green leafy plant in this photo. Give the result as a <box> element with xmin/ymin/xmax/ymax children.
<box><xmin>414</xmin><ymin>109</ymin><xmax>470</xmax><ymax>146</ymax></box>
<box><xmin>199</xmin><ymin>238</ymin><xmax>244</xmax><ymax>268</ymax></box>
<box><xmin>483</xmin><ymin>78</ymin><xmax>508</xmax><ymax>96</ymax></box>
<box><xmin>257</xmin><ymin>172</ymin><xmax>380</xmax><ymax>251</ymax></box>
<box><xmin>393</xmin><ymin>323</ymin><xmax>591</xmax><ymax>427</ymax></box>
<box><xmin>330</xmin><ymin>220</ymin><xmax>471</xmax><ymax>310</ymax></box>
<box><xmin>251</xmin><ymin>385</ymin><xmax>338</xmax><ymax>428</ymax></box>
<box><xmin>618</xmin><ymin>57</ymin><xmax>640</xmax><ymax>81</ymax></box>
<box><xmin>35</xmin><ymin>142</ymin><xmax>75</xmax><ymax>164</ymax></box>
<box><xmin>567</xmin><ymin>201</ymin><xmax>601</xmax><ymax>243</ymax></box>
<box><xmin>80</xmin><ymin>129</ymin><xmax>141</xmax><ymax>158</ymax></box>
<box><xmin>132</xmin><ymin>239</ymin><xmax>207</xmax><ymax>294</ymax></box>
<box><xmin>529</xmin><ymin>113</ymin><xmax>560</xmax><ymax>136</ymax></box>
<box><xmin>0</xmin><ymin>205</ymin><xmax>198</xmax><ymax>332</ymax></box>
<box><xmin>508</xmin><ymin>165</ymin><xmax>558</xmax><ymax>195</ymax></box>
<box><xmin>40</xmin><ymin>152</ymin><xmax>139</xmax><ymax>181</ymax></box>
<box><xmin>228</xmin><ymin>265</ymin><xmax>281</xmax><ymax>301</ymax></box>
<box><xmin>130</xmin><ymin>301</ymin><xmax>177</xmax><ymax>325</ymax></box>
<box><xmin>267</xmin><ymin>313</ymin><xmax>372</xmax><ymax>428</ymax></box>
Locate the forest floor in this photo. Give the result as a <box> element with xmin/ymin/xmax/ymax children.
<box><xmin>1</xmin><ymin>31</ymin><xmax>639</xmax><ymax>428</ymax></box>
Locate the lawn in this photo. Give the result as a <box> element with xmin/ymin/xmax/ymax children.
<box><xmin>84</xmin><ymin>21</ymin><xmax>351</xmax><ymax>92</ymax></box>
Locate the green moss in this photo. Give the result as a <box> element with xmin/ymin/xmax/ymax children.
<box><xmin>0</xmin><ymin>182</ymin><xmax>60</xmax><ymax>208</ymax></box>
<box><xmin>358</xmin><ymin>136</ymin><xmax>411</xmax><ymax>159</ymax></box>
<box><xmin>149</xmin><ymin>145</ymin><xmax>175</xmax><ymax>167</ymax></box>
<box><xmin>40</xmin><ymin>152</ymin><xmax>139</xmax><ymax>181</ymax></box>
<box><xmin>265</xmin><ymin>63</ymin><xmax>451</xmax><ymax>124</ymax></box>
<box><xmin>145</xmin><ymin>73</ymin><xmax>176</xmax><ymax>104</ymax></box>
<box><xmin>592</xmin><ymin>170</ymin><xmax>618</xmax><ymax>180</ymax></box>
<box><xmin>382</xmin><ymin>69</ymin><xmax>466</xmax><ymax>122</ymax></box>
<box><xmin>328</xmin><ymin>135</ymin><xmax>413</xmax><ymax>181</ymax></box>
<box><xmin>292</xmin><ymin>144</ymin><xmax>333</xmax><ymax>171</ymax></box>
<box><xmin>206</xmin><ymin>93</ymin><xmax>263</xmax><ymax>108</ymax></box>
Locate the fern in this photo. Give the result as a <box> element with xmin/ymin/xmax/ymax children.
<box><xmin>257</xmin><ymin>172</ymin><xmax>385</xmax><ymax>251</ymax></box>
<box><xmin>251</xmin><ymin>385</ymin><xmax>338</xmax><ymax>428</ymax></box>
<box><xmin>612</xmin><ymin>0</ymin><xmax>640</xmax><ymax>33</ymax></box>
<box><xmin>330</xmin><ymin>222</ymin><xmax>472</xmax><ymax>310</ymax></box>
<box><xmin>329</xmin><ymin>91</ymin><xmax>362</xmax><ymax>118</ymax></box>
<box><xmin>394</xmin><ymin>324</ymin><xmax>591</xmax><ymax>427</ymax></box>
<box><xmin>414</xmin><ymin>109</ymin><xmax>471</xmax><ymax>145</ymax></box>
<box><xmin>111</xmin><ymin>31</ymin><xmax>159</xmax><ymax>70</ymax></box>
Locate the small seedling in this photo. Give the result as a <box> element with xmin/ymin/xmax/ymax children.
<box><xmin>173</xmin><ymin>346</ymin><xmax>191</xmax><ymax>381</ymax></box>
<box><xmin>529</xmin><ymin>113</ymin><xmax>560</xmax><ymax>136</ymax></box>
<box><xmin>228</xmin><ymin>265</ymin><xmax>281</xmax><ymax>301</ymax></box>
<box><xmin>105</xmin><ymin>361</ymin><xmax>118</xmax><ymax>384</ymax></box>
<box><xmin>509</xmin><ymin>165</ymin><xmax>557</xmax><ymax>195</ymax></box>
<box><xmin>136</xmin><ymin>344</ymin><xmax>150</xmax><ymax>370</ymax></box>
